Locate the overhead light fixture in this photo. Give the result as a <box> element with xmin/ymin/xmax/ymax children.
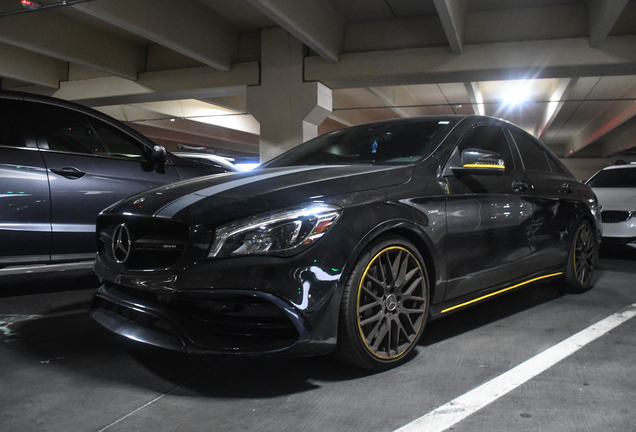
<box><xmin>502</xmin><ymin>85</ymin><xmax>530</xmax><ymax>107</ymax></box>
<box><xmin>21</xmin><ymin>0</ymin><xmax>42</xmax><ymax>9</ymax></box>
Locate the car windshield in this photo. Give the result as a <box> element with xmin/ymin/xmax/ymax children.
<box><xmin>262</xmin><ymin>119</ymin><xmax>456</xmax><ymax>168</ymax></box>
<box><xmin>588</xmin><ymin>167</ymin><xmax>636</xmax><ymax>188</ymax></box>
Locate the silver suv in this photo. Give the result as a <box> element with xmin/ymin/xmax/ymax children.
<box><xmin>0</xmin><ymin>90</ymin><xmax>229</xmax><ymax>280</ymax></box>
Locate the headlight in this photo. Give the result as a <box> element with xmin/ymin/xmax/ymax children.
<box><xmin>208</xmin><ymin>203</ymin><xmax>342</xmax><ymax>258</ymax></box>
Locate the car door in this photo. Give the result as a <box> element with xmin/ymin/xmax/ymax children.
<box><xmin>0</xmin><ymin>98</ymin><xmax>51</xmax><ymax>266</ymax></box>
<box><xmin>508</xmin><ymin>128</ymin><xmax>580</xmax><ymax>272</ymax></box>
<box><xmin>23</xmin><ymin>100</ymin><xmax>181</xmax><ymax>261</ymax></box>
<box><xmin>443</xmin><ymin>124</ymin><xmax>534</xmax><ymax>301</ymax></box>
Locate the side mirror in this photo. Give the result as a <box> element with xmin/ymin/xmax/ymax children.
<box><xmin>451</xmin><ymin>148</ymin><xmax>505</xmax><ymax>175</ymax></box>
<box><xmin>150</xmin><ymin>145</ymin><xmax>167</xmax><ymax>174</ymax></box>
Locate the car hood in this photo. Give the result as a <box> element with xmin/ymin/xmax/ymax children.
<box><xmin>105</xmin><ymin>164</ymin><xmax>414</xmax><ymax>225</ymax></box>
<box><xmin>592</xmin><ymin>188</ymin><xmax>636</xmax><ymax>210</ymax></box>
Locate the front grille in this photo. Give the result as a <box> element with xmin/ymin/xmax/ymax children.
<box><xmin>601</xmin><ymin>210</ymin><xmax>632</xmax><ymax>223</ymax></box>
<box><xmin>97</xmin><ymin>216</ymin><xmax>190</xmax><ymax>270</ymax></box>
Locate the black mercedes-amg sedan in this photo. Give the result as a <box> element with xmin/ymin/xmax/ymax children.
<box><xmin>90</xmin><ymin>115</ymin><xmax>601</xmax><ymax>370</ymax></box>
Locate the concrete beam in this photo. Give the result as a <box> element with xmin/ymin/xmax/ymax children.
<box><xmin>601</xmin><ymin>120</ymin><xmax>636</xmax><ymax>157</ymax></box>
<box><xmin>540</xmin><ymin>77</ymin><xmax>602</xmax><ymax>147</ymax></box>
<box><xmin>127</xmin><ymin>120</ymin><xmax>260</xmax><ymax>156</ymax></box>
<box><xmin>0</xmin><ymin>43</ymin><xmax>67</xmax><ymax>88</ymax></box>
<box><xmin>535</xmin><ymin>78</ymin><xmax>578</xmax><ymax>139</ymax></box>
<box><xmin>245</xmin><ymin>0</ymin><xmax>345</xmax><ymax>62</ymax></box>
<box><xmin>568</xmin><ymin>76</ymin><xmax>636</xmax><ymax>155</ymax></box>
<box><xmin>0</xmin><ymin>10</ymin><xmax>143</xmax><ymax>80</ymax></box>
<box><xmin>367</xmin><ymin>87</ymin><xmax>408</xmax><ymax>118</ymax></box>
<box><xmin>305</xmin><ymin>36</ymin><xmax>636</xmax><ymax>89</ymax></box>
<box><xmin>18</xmin><ymin>62</ymin><xmax>260</xmax><ymax>108</ymax></box>
<box><xmin>464</xmin><ymin>82</ymin><xmax>484</xmax><ymax>115</ymax></box>
<box><xmin>74</xmin><ymin>0</ymin><xmax>237</xmax><ymax>71</ymax></box>
<box><xmin>588</xmin><ymin>0</ymin><xmax>630</xmax><ymax>48</ymax></box>
<box><xmin>433</xmin><ymin>0</ymin><xmax>466</xmax><ymax>54</ymax></box>
<box><xmin>329</xmin><ymin>88</ymin><xmax>397</xmax><ymax>126</ymax></box>
<box><xmin>127</xmin><ymin>100</ymin><xmax>260</xmax><ymax>135</ymax></box>
<box><xmin>464</xmin><ymin>3</ymin><xmax>587</xmax><ymax>45</ymax></box>
<box><xmin>570</xmin><ymin>101</ymin><xmax>636</xmax><ymax>156</ymax></box>
<box><xmin>329</xmin><ymin>107</ymin><xmax>399</xmax><ymax>127</ymax></box>
<box><xmin>137</xmin><ymin>62</ymin><xmax>259</xmax><ymax>94</ymax></box>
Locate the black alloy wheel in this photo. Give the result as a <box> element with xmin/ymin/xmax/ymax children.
<box><xmin>335</xmin><ymin>237</ymin><xmax>429</xmax><ymax>370</ymax></box>
<box><xmin>559</xmin><ymin>221</ymin><xmax>597</xmax><ymax>293</ymax></box>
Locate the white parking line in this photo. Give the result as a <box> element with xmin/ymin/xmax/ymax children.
<box><xmin>394</xmin><ymin>303</ymin><xmax>636</xmax><ymax>432</ymax></box>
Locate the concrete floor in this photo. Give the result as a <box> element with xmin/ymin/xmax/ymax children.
<box><xmin>1</xmin><ymin>248</ymin><xmax>635</xmax><ymax>432</ymax></box>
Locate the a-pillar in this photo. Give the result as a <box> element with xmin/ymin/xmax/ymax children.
<box><xmin>247</xmin><ymin>27</ymin><xmax>332</xmax><ymax>163</ymax></box>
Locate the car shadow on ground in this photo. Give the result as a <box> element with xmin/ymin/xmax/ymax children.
<box><xmin>8</xmin><ymin>282</ymin><xmax>571</xmax><ymax>400</ymax></box>
<box><xmin>598</xmin><ymin>246</ymin><xmax>636</xmax><ymax>272</ymax></box>
<box><xmin>7</xmin><ymin>258</ymin><xmax>617</xmax><ymax>399</ymax></box>
<box><xmin>420</xmin><ymin>280</ymin><xmax>564</xmax><ymax>347</ymax></box>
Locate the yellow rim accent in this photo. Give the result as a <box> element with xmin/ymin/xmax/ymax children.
<box><xmin>357</xmin><ymin>246</ymin><xmax>426</xmax><ymax>360</ymax></box>
<box><xmin>463</xmin><ymin>164</ymin><xmax>505</xmax><ymax>169</ymax></box>
<box><xmin>441</xmin><ymin>272</ymin><xmax>563</xmax><ymax>314</ymax></box>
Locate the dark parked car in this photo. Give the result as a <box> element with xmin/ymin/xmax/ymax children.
<box><xmin>90</xmin><ymin>115</ymin><xmax>601</xmax><ymax>370</ymax></box>
<box><xmin>0</xmin><ymin>91</ymin><xmax>229</xmax><ymax>280</ymax></box>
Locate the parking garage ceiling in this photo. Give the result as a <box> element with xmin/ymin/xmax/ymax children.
<box><xmin>1</xmin><ymin>0</ymin><xmax>636</xmax><ymax>162</ymax></box>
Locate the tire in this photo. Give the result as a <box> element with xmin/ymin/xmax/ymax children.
<box><xmin>334</xmin><ymin>236</ymin><xmax>430</xmax><ymax>370</ymax></box>
<box><xmin>558</xmin><ymin>220</ymin><xmax>597</xmax><ymax>293</ymax></box>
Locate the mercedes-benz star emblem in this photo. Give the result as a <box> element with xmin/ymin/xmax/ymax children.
<box><xmin>385</xmin><ymin>294</ymin><xmax>398</xmax><ymax>312</ymax></box>
<box><xmin>112</xmin><ymin>223</ymin><xmax>132</xmax><ymax>263</ymax></box>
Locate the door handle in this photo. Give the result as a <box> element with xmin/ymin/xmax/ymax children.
<box><xmin>511</xmin><ymin>181</ymin><xmax>528</xmax><ymax>192</ymax></box>
<box><xmin>50</xmin><ymin>167</ymin><xmax>86</xmax><ymax>179</ymax></box>
<box><xmin>561</xmin><ymin>183</ymin><xmax>573</xmax><ymax>194</ymax></box>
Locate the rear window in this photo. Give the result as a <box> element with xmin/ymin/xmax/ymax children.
<box><xmin>587</xmin><ymin>168</ymin><xmax>636</xmax><ymax>188</ymax></box>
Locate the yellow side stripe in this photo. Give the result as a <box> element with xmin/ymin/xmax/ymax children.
<box><xmin>463</xmin><ymin>164</ymin><xmax>505</xmax><ymax>169</ymax></box>
<box><xmin>441</xmin><ymin>272</ymin><xmax>563</xmax><ymax>314</ymax></box>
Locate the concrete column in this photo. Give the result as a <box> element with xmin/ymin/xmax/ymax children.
<box><xmin>247</xmin><ymin>27</ymin><xmax>332</xmax><ymax>162</ymax></box>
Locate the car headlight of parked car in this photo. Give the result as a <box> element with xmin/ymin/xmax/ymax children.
<box><xmin>208</xmin><ymin>203</ymin><xmax>342</xmax><ymax>258</ymax></box>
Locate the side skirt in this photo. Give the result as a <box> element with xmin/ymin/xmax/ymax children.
<box><xmin>428</xmin><ymin>269</ymin><xmax>564</xmax><ymax>319</ymax></box>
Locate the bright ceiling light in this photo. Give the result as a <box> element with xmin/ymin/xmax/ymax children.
<box><xmin>502</xmin><ymin>85</ymin><xmax>530</xmax><ymax>106</ymax></box>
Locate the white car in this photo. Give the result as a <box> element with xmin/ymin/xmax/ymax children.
<box><xmin>587</xmin><ymin>164</ymin><xmax>636</xmax><ymax>248</ymax></box>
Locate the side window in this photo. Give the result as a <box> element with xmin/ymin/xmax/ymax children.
<box><xmin>25</xmin><ymin>102</ymin><xmax>146</xmax><ymax>159</ymax></box>
<box><xmin>457</xmin><ymin>125</ymin><xmax>514</xmax><ymax>169</ymax></box>
<box><xmin>510</xmin><ymin>130</ymin><xmax>551</xmax><ymax>173</ymax></box>
<box><xmin>0</xmin><ymin>99</ymin><xmax>27</xmax><ymax>148</ymax></box>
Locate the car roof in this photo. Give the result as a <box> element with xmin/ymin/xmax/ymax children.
<box><xmin>600</xmin><ymin>164</ymin><xmax>636</xmax><ymax>171</ymax></box>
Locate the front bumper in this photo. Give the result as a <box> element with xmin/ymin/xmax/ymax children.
<box><xmin>90</xmin><ymin>283</ymin><xmax>329</xmax><ymax>355</ymax></box>
<box><xmin>601</xmin><ymin>216</ymin><xmax>636</xmax><ymax>248</ymax></box>
<box><xmin>600</xmin><ymin>236</ymin><xmax>636</xmax><ymax>248</ymax></box>
<box><xmin>90</xmin><ymin>224</ymin><xmax>356</xmax><ymax>356</ymax></box>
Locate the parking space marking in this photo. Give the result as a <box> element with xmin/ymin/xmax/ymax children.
<box><xmin>394</xmin><ymin>303</ymin><xmax>636</xmax><ymax>432</ymax></box>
